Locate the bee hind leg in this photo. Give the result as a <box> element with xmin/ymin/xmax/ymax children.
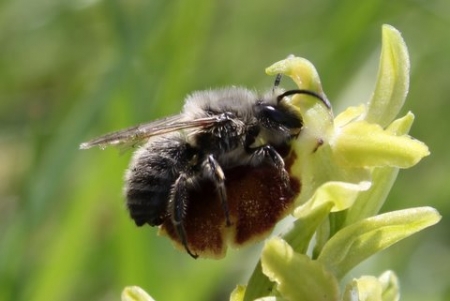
<box><xmin>169</xmin><ymin>174</ymin><xmax>198</xmax><ymax>259</ymax></box>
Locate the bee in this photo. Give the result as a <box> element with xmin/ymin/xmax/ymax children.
<box><xmin>80</xmin><ymin>74</ymin><xmax>329</xmax><ymax>258</ymax></box>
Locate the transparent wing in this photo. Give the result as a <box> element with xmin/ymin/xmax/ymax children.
<box><xmin>79</xmin><ymin>114</ymin><xmax>222</xmax><ymax>150</ymax></box>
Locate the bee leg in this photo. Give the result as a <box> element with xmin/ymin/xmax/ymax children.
<box><xmin>169</xmin><ymin>174</ymin><xmax>198</xmax><ymax>259</ymax></box>
<box><xmin>251</xmin><ymin>145</ymin><xmax>291</xmax><ymax>189</ymax></box>
<box><xmin>204</xmin><ymin>155</ymin><xmax>231</xmax><ymax>227</ymax></box>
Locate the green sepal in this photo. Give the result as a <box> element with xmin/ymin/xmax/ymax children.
<box><xmin>343</xmin><ymin>112</ymin><xmax>417</xmax><ymax>226</ymax></box>
<box><xmin>317</xmin><ymin>207</ymin><xmax>441</xmax><ymax>279</ymax></box>
<box><xmin>261</xmin><ymin>238</ymin><xmax>340</xmax><ymax>301</ymax></box>
<box><xmin>331</xmin><ymin>119</ymin><xmax>429</xmax><ymax>168</ymax></box>
<box><xmin>364</xmin><ymin>24</ymin><xmax>410</xmax><ymax>127</ymax></box>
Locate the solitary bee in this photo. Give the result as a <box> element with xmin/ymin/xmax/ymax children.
<box><xmin>80</xmin><ymin>75</ymin><xmax>329</xmax><ymax>258</ymax></box>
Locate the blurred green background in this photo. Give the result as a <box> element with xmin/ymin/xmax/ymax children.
<box><xmin>0</xmin><ymin>0</ymin><xmax>448</xmax><ymax>300</ymax></box>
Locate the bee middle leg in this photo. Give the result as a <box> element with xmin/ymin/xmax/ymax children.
<box><xmin>169</xmin><ymin>174</ymin><xmax>198</xmax><ymax>259</ymax></box>
<box><xmin>203</xmin><ymin>155</ymin><xmax>231</xmax><ymax>227</ymax></box>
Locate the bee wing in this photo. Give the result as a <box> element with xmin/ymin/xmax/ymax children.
<box><xmin>79</xmin><ymin>114</ymin><xmax>221</xmax><ymax>150</ymax></box>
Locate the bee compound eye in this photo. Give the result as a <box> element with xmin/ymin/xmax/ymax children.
<box><xmin>260</xmin><ymin>105</ymin><xmax>302</xmax><ymax>129</ymax></box>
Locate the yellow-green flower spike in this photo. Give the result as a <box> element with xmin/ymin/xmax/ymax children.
<box><xmin>243</xmin><ymin>24</ymin><xmax>438</xmax><ymax>301</ymax></box>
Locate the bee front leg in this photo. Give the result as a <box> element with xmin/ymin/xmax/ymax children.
<box><xmin>169</xmin><ymin>174</ymin><xmax>198</xmax><ymax>259</ymax></box>
<box><xmin>203</xmin><ymin>155</ymin><xmax>231</xmax><ymax>227</ymax></box>
<box><xmin>250</xmin><ymin>145</ymin><xmax>291</xmax><ymax>189</ymax></box>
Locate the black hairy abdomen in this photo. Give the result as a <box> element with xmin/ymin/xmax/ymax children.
<box><xmin>125</xmin><ymin>136</ymin><xmax>190</xmax><ymax>227</ymax></box>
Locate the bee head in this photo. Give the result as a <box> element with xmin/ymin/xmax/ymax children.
<box><xmin>252</xmin><ymin>87</ymin><xmax>330</xmax><ymax>149</ymax></box>
<box><xmin>258</xmin><ymin>89</ymin><xmax>329</xmax><ymax>129</ymax></box>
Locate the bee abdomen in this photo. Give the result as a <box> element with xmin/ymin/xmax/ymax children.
<box><xmin>126</xmin><ymin>181</ymin><xmax>172</xmax><ymax>226</ymax></box>
<box><xmin>124</xmin><ymin>136</ymin><xmax>188</xmax><ymax>227</ymax></box>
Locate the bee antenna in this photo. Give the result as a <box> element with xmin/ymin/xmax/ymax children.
<box><xmin>277</xmin><ymin>89</ymin><xmax>331</xmax><ymax>110</ymax></box>
<box><xmin>272</xmin><ymin>73</ymin><xmax>283</xmax><ymax>94</ymax></box>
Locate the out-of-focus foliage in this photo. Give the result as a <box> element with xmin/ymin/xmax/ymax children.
<box><xmin>0</xmin><ymin>1</ymin><xmax>448</xmax><ymax>301</ymax></box>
